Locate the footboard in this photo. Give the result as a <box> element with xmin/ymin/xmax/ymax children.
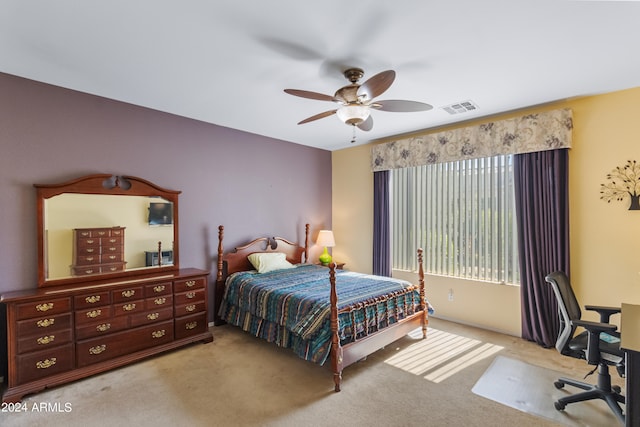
<box><xmin>329</xmin><ymin>248</ymin><xmax>427</xmax><ymax>392</ymax></box>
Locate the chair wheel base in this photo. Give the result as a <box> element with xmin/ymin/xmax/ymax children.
<box><xmin>554</xmin><ymin>381</ymin><xmax>565</xmax><ymax>389</ymax></box>
<box><xmin>554</xmin><ymin>401</ymin><xmax>566</xmax><ymax>411</ymax></box>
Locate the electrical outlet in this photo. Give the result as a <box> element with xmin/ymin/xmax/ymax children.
<box><xmin>448</xmin><ymin>288</ymin><xmax>454</xmax><ymax>301</ymax></box>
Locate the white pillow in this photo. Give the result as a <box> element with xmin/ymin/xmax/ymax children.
<box><xmin>247</xmin><ymin>252</ymin><xmax>296</xmax><ymax>274</ymax></box>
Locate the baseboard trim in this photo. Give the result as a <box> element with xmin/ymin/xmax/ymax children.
<box><xmin>430</xmin><ymin>314</ymin><xmax>521</xmax><ymax>338</ymax></box>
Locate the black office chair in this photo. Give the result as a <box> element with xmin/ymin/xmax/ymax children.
<box><xmin>545</xmin><ymin>271</ymin><xmax>625</xmax><ymax>425</ymax></box>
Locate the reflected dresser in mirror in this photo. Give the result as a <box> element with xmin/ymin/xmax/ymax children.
<box><xmin>1</xmin><ymin>174</ymin><xmax>213</xmax><ymax>403</ymax></box>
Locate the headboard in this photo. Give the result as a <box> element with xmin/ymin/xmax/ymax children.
<box><xmin>214</xmin><ymin>224</ymin><xmax>310</xmax><ymax>324</ymax></box>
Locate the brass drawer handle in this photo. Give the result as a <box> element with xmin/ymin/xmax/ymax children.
<box><xmin>109</xmin><ymin>238</ymin><xmax>117</xmax><ymax>243</ymax></box>
<box><xmin>96</xmin><ymin>323</ymin><xmax>111</xmax><ymax>332</ymax></box>
<box><xmin>122</xmin><ymin>290</ymin><xmax>136</xmax><ymax>298</ymax></box>
<box><xmin>37</xmin><ymin>318</ymin><xmax>55</xmax><ymax>328</ymax></box>
<box><xmin>108</xmin><ymin>255</ymin><xmax>116</xmax><ymax>260</ymax></box>
<box><xmin>147</xmin><ymin>313</ymin><xmax>160</xmax><ymax>320</ymax></box>
<box><xmin>185</xmin><ymin>280</ymin><xmax>196</xmax><ymax>287</ymax></box>
<box><xmin>97</xmin><ymin>231</ymin><xmax>106</xmax><ymax>236</ymax></box>
<box><xmin>185</xmin><ymin>321</ymin><xmax>198</xmax><ymax>330</ymax></box>
<box><xmin>85</xmin><ymin>256</ymin><xmax>95</xmax><ymax>262</ymax></box>
<box><xmin>85</xmin><ymin>295</ymin><xmax>101</xmax><ymax>304</ymax></box>
<box><xmin>153</xmin><ymin>285</ymin><xmax>166</xmax><ymax>293</ymax></box>
<box><xmin>86</xmin><ymin>249</ymin><xmax>94</xmax><ymax>253</ymax></box>
<box><xmin>151</xmin><ymin>330</ymin><xmax>166</xmax><ymax>339</ymax></box>
<box><xmin>112</xmin><ymin>230</ymin><xmax>122</xmax><ymax>235</ymax></box>
<box><xmin>80</xmin><ymin>231</ymin><xmax>90</xmax><ymax>237</ymax></box>
<box><xmin>84</xmin><ymin>269</ymin><xmax>95</xmax><ymax>274</ymax></box>
<box><xmin>36</xmin><ymin>302</ymin><xmax>54</xmax><ymax>312</ymax></box>
<box><xmin>37</xmin><ymin>335</ymin><xmax>55</xmax><ymax>345</ymax></box>
<box><xmin>185</xmin><ymin>304</ymin><xmax>196</xmax><ymax>312</ymax></box>
<box><xmin>154</xmin><ymin>297</ymin><xmax>166</xmax><ymax>305</ymax></box>
<box><xmin>89</xmin><ymin>345</ymin><xmax>106</xmax><ymax>355</ymax></box>
<box><xmin>122</xmin><ymin>303</ymin><xmax>136</xmax><ymax>311</ymax></box>
<box><xmin>36</xmin><ymin>358</ymin><xmax>57</xmax><ymax>369</ymax></box>
<box><xmin>86</xmin><ymin>309</ymin><xmax>102</xmax><ymax>318</ymax></box>
<box><xmin>108</xmin><ymin>247</ymin><xmax>117</xmax><ymax>251</ymax></box>
<box><xmin>86</xmin><ymin>239</ymin><xmax>95</xmax><ymax>244</ymax></box>
<box><xmin>186</xmin><ymin>292</ymin><xmax>196</xmax><ymax>299</ymax></box>
<box><xmin>107</xmin><ymin>266</ymin><xmax>118</xmax><ymax>271</ymax></box>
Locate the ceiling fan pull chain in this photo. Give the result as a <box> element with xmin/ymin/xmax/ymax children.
<box><xmin>351</xmin><ymin>124</ymin><xmax>357</xmax><ymax>143</ymax></box>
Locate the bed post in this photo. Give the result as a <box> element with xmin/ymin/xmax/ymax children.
<box><xmin>304</xmin><ymin>223</ymin><xmax>310</xmax><ymax>263</ymax></box>
<box><xmin>214</xmin><ymin>225</ymin><xmax>225</xmax><ymax>325</ymax></box>
<box><xmin>329</xmin><ymin>263</ymin><xmax>343</xmax><ymax>392</ymax></box>
<box><xmin>217</xmin><ymin>225</ymin><xmax>224</xmax><ymax>282</ymax></box>
<box><xmin>417</xmin><ymin>248</ymin><xmax>428</xmax><ymax>339</ymax></box>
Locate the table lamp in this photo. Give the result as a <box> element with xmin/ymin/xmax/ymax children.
<box><xmin>316</xmin><ymin>230</ymin><xmax>335</xmax><ymax>265</ymax></box>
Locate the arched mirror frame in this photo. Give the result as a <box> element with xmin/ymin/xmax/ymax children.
<box><xmin>35</xmin><ymin>174</ymin><xmax>180</xmax><ymax>287</ymax></box>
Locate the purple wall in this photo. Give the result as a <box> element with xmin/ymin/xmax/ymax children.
<box><xmin>0</xmin><ymin>73</ymin><xmax>332</xmax><ymax>306</ymax></box>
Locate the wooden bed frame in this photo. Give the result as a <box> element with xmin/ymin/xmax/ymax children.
<box><xmin>215</xmin><ymin>224</ymin><xmax>428</xmax><ymax>392</ymax></box>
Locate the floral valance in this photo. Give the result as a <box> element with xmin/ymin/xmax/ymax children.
<box><xmin>371</xmin><ymin>108</ymin><xmax>573</xmax><ymax>171</ymax></box>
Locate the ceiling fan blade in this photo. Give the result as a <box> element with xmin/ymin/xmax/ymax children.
<box><xmin>374</xmin><ymin>99</ymin><xmax>433</xmax><ymax>112</ymax></box>
<box><xmin>358</xmin><ymin>70</ymin><xmax>395</xmax><ymax>100</ymax></box>
<box><xmin>357</xmin><ymin>115</ymin><xmax>373</xmax><ymax>131</ymax></box>
<box><xmin>298</xmin><ymin>109</ymin><xmax>337</xmax><ymax>125</ymax></box>
<box><xmin>284</xmin><ymin>89</ymin><xmax>337</xmax><ymax>102</ymax></box>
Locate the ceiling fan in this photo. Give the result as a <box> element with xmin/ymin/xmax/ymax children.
<box><xmin>284</xmin><ymin>68</ymin><xmax>433</xmax><ymax>138</ymax></box>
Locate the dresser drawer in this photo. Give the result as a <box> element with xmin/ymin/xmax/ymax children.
<box><xmin>113</xmin><ymin>300</ymin><xmax>145</xmax><ymax>316</ymax></box>
<box><xmin>16</xmin><ymin>297</ymin><xmax>71</xmax><ymax>321</ymax></box>
<box><xmin>174</xmin><ymin>288</ymin><xmax>205</xmax><ymax>306</ymax></box>
<box><xmin>112</xmin><ymin>286</ymin><xmax>144</xmax><ymax>303</ymax></box>
<box><xmin>174</xmin><ymin>300</ymin><xmax>206</xmax><ymax>317</ymax></box>
<box><xmin>72</xmin><ymin>265</ymin><xmax>101</xmax><ymax>276</ymax></box>
<box><xmin>145</xmin><ymin>295</ymin><xmax>173</xmax><ymax>310</ymax></box>
<box><xmin>102</xmin><ymin>236</ymin><xmax>123</xmax><ymax>246</ymax></box>
<box><xmin>17</xmin><ymin>312</ymin><xmax>72</xmax><ymax>336</ymax></box>
<box><xmin>101</xmin><ymin>262</ymin><xmax>126</xmax><ymax>274</ymax></box>
<box><xmin>75</xmin><ymin>255</ymin><xmax>101</xmax><ymax>265</ymax></box>
<box><xmin>102</xmin><ymin>252</ymin><xmax>124</xmax><ymax>263</ymax></box>
<box><xmin>74</xmin><ymin>291</ymin><xmax>112</xmax><ymax>309</ymax></box>
<box><xmin>129</xmin><ymin>307</ymin><xmax>174</xmax><ymax>328</ymax></box>
<box><xmin>144</xmin><ymin>282</ymin><xmax>173</xmax><ymax>297</ymax></box>
<box><xmin>174</xmin><ymin>277</ymin><xmax>206</xmax><ymax>293</ymax></box>
<box><xmin>76</xmin><ymin>320</ymin><xmax>174</xmax><ymax>367</ymax></box>
<box><xmin>75</xmin><ymin>246</ymin><xmax>101</xmax><ymax>256</ymax></box>
<box><xmin>175</xmin><ymin>313</ymin><xmax>208</xmax><ymax>340</ymax></box>
<box><xmin>75</xmin><ymin>305</ymin><xmax>112</xmax><ymax>325</ymax></box>
<box><xmin>16</xmin><ymin>343</ymin><xmax>74</xmax><ymax>385</ymax></box>
<box><xmin>75</xmin><ymin>316</ymin><xmax>129</xmax><ymax>340</ymax></box>
<box><xmin>17</xmin><ymin>329</ymin><xmax>73</xmax><ymax>354</ymax></box>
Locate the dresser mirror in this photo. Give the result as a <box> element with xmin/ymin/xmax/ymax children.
<box><xmin>35</xmin><ymin>174</ymin><xmax>180</xmax><ymax>287</ymax></box>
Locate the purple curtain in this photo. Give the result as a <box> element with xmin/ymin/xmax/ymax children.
<box><xmin>514</xmin><ymin>149</ymin><xmax>570</xmax><ymax>347</ymax></box>
<box><xmin>373</xmin><ymin>170</ymin><xmax>391</xmax><ymax>276</ymax></box>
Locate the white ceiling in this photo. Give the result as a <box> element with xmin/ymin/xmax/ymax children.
<box><xmin>2</xmin><ymin>1</ymin><xmax>640</xmax><ymax>151</ymax></box>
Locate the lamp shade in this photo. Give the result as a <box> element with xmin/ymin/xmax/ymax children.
<box><xmin>316</xmin><ymin>230</ymin><xmax>335</xmax><ymax>247</ymax></box>
<box><xmin>335</xmin><ymin>104</ymin><xmax>370</xmax><ymax>126</ymax></box>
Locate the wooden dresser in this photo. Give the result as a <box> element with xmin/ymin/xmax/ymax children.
<box><xmin>71</xmin><ymin>226</ymin><xmax>126</xmax><ymax>276</ymax></box>
<box><xmin>1</xmin><ymin>268</ymin><xmax>212</xmax><ymax>403</ymax></box>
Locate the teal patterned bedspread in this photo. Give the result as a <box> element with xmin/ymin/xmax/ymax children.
<box><xmin>218</xmin><ymin>263</ymin><xmax>430</xmax><ymax>365</ymax></box>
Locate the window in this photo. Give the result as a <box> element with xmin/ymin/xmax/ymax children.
<box><xmin>391</xmin><ymin>154</ymin><xmax>519</xmax><ymax>285</ymax></box>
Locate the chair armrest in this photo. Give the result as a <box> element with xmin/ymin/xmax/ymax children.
<box><xmin>572</xmin><ymin>319</ymin><xmax>618</xmax><ymax>364</ymax></box>
<box><xmin>584</xmin><ymin>305</ymin><xmax>620</xmax><ymax>323</ymax></box>
<box><xmin>573</xmin><ymin>319</ymin><xmax>617</xmax><ymax>333</ymax></box>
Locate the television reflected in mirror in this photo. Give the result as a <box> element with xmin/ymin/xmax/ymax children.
<box><xmin>148</xmin><ymin>202</ymin><xmax>173</xmax><ymax>226</ymax></box>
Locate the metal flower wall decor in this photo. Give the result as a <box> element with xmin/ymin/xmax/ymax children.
<box><xmin>600</xmin><ymin>160</ymin><xmax>640</xmax><ymax>210</ymax></box>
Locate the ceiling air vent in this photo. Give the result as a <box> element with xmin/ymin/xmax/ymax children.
<box><xmin>442</xmin><ymin>100</ymin><xmax>478</xmax><ymax>115</ymax></box>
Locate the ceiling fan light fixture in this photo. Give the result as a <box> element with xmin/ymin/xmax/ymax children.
<box><xmin>336</xmin><ymin>104</ymin><xmax>370</xmax><ymax>126</ymax></box>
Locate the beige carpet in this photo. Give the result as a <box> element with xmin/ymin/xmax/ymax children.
<box><xmin>472</xmin><ymin>355</ymin><xmax>621</xmax><ymax>426</ymax></box>
<box><xmin>0</xmin><ymin>318</ymin><xmax>625</xmax><ymax>427</ymax></box>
